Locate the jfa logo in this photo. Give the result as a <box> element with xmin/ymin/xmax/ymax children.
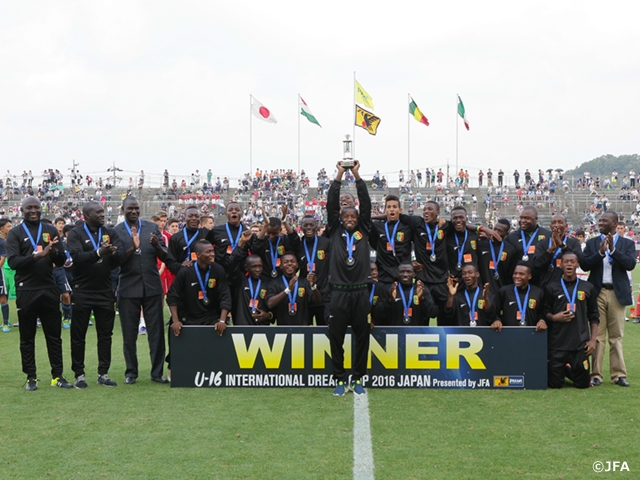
<box><xmin>593</xmin><ymin>461</ymin><xmax>629</xmax><ymax>472</ymax></box>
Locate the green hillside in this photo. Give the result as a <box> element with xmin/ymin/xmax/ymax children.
<box><xmin>564</xmin><ymin>154</ymin><xmax>639</xmax><ymax>179</ymax></box>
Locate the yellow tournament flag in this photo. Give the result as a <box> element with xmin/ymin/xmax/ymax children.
<box><xmin>355</xmin><ymin>80</ymin><xmax>374</xmax><ymax>109</ymax></box>
<box><xmin>355</xmin><ymin>105</ymin><xmax>381</xmax><ymax>135</ymax></box>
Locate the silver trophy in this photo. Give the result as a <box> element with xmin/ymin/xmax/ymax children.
<box><xmin>339</xmin><ymin>134</ymin><xmax>355</xmax><ymax>169</ymax></box>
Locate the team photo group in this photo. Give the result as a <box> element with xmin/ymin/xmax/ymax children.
<box><xmin>1</xmin><ymin>159</ymin><xmax>636</xmax><ymax>395</ymax></box>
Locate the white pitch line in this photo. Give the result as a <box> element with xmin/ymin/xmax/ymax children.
<box><xmin>353</xmin><ymin>394</ymin><xmax>375</xmax><ymax>480</ymax></box>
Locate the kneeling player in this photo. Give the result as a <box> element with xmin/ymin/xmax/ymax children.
<box><xmin>543</xmin><ymin>250</ymin><xmax>598</xmax><ymax>389</ymax></box>
<box><xmin>493</xmin><ymin>262</ymin><xmax>546</xmax><ymax>332</ymax></box>
<box><xmin>445</xmin><ymin>264</ymin><xmax>497</xmax><ymax>326</ymax></box>
<box><xmin>386</xmin><ymin>263</ymin><xmax>438</xmax><ymax>326</ymax></box>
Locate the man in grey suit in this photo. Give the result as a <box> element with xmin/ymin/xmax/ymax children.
<box><xmin>581</xmin><ymin>211</ymin><xmax>636</xmax><ymax>387</ymax></box>
<box><xmin>114</xmin><ymin>197</ymin><xmax>168</xmax><ymax>384</ymax></box>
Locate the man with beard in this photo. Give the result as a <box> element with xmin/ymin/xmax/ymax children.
<box><xmin>477</xmin><ymin>218</ymin><xmax>517</xmax><ymax>293</ymax></box>
<box><xmin>493</xmin><ymin>262</ymin><xmax>546</xmax><ymax>331</ymax></box>
<box><xmin>67</xmin><ymin>202</ymin><xmax>122</xmax><ymax>388</ymax></box>
<box><xmin>580</xmin><ymin>211</ymin><xmax>636</xmax><ymax>387</ymax></box>
<box><xmin>296</xmin><ymin>215</ymin><xmax>330</xmax><ymax>325</ymax></box>
<box><xmin>166</xmin><ymin>206</ymin><xmax>208</xmax><ymax>275</ymax></box>
<box><xmin>266</xmin><ymin>252</ymin><xmax>320</xmax><ymax>325</ymax></box>
<box><xmin>227</xmin><ymin>230</ymin><xmax>272</xmax><ymax>325</ymax></box>
<box><xmin>167</xmin><ymin>240</ymin><xmax>231</xmax><ymax>338</ymax></box>
<box><xmin>385</xmin><ymin>263</ymin><xmax>438</xmax><ymax>326</ymax></box>
<box><xmin>504</xmin><ymin>206</ymin><xmax>552</xmax><ymax>283</ymax></box>
<box><xmin>369</xmin><ymin>195</ymin><xmax>412</xmax><ymax>284</ymax></box>
<box><xmin>326</xmin><ymin>160</ymin><xmax>371</xmax><ymax>396</ymax></box>
<box><xmin>544</xmin><ymin>250</ymin><xmax>598</xmax><ymax>388</ymax></box>
<box><xmin>114</xmin><ymin>196</ymin><xmax>168</xmax><ymax>385</ymax></box>
<box><xmin>445</xmin><ymin>264</ymin><xmax>497</xmax><ymax>327</ymax></box>
<box><xmin>6</xmin><ymin>196</ymin><xmax>69</xmax><ymax>390</ymax></box>
<box><xmin>531</xmin><ymin>214</ymin><xmax>582</xmax><ymax>290</ymax></box>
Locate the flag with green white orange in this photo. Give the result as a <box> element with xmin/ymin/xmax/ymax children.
<box><xmin>457</xmin><ymin>95</ymin><xmax>469</xmax><ymax>130</ymax></box>
<box><xmin>299</xmin><ymin>96</ymin><xmax>321</xmax><ymax>127</ymax></box>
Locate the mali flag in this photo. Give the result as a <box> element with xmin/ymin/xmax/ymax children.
<box><xmin>409</xmin><ymin>97</ymin><xmax>429</xmax><ymax>126</ymax></box>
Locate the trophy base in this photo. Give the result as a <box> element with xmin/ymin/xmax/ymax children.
<box><xmin>340</xmin><ymin>160</ymin><xmax>355</xmax><ymax>170</ymax></box>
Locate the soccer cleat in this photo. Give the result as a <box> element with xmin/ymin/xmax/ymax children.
<box><xmin>2</xmin><ymin>323</ymin><xmax>10</xmax><ymax>333</ymax></box>
<box><xmin>51</xmin><ymin>377</ymin><xmax>72</xmax><ymax>388</ymax></box>
<box><xmin>139</xmin><ymin>326</ymin><xmax>147</xmax><ymax>335</ymax></box>
<box><xmin>62</xmin><ymin>319</ymin><xmax>71</xmax><ymax>329</ymax></box>
<box><xmin>350</xmin><ymin>379</ymin><xmax>367</xmax><ymax>396</ymax></box>
<box><xmin>74</xmin><ymin>375</ymin><xmax>88</xmax><ymax>389</ymax></box>
<box><xmin>333</xmin><ymin>381</ymin><xmax>347</xmax><ymax>396</ymax></box>
<box><xmin>25</xmin><ymin>378</ymin><xmax>38</xmax><ymax>391</ymax></box>
<box><xmin>97</xmin><ymin>374</ymin><xmax>117</xmax><ymax>387</ymax></box>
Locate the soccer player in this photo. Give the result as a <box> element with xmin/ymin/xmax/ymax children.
<box><xmin>544</xmin><ymin>250</ymin><xmax>598</xmax><ymax>388</ymax></box>
<box><xmin>251</xmin><ymin>207</ymin><xmax>300</xmax><ymax>279</ymax></box>
<box><xmin>296</xmin><ymin>215</ymin><xmax>330</xmax><ymax>325</ymax></box>
<box><xmin>167</xmin><ymin>240</ymin><xmax>231</xmax><ymax>337</ymax></box>
<box><xmin>0</xmin><ymin>218</ymin><xmax>11</xmax><ymax>331</ymax></box>
<box><xmin>199</xmin><ymin>215</ymin><xmax>214</xmax><ymax>231</ymax></box>
<box><xmin>53</xmin><ymin>217</ymin><xmax>72</xmax><ymax>328</ymax></box>
<box><xmin>445</xmin><ymin>206</ymin><xmax>479</xmax><ymax>278</ymax></box>
<box><xmin>114</xmin><ymin>196</ymin><xmax>168</xmax><ymax>385</ymax></box>
<box><xmin>477</xmin><ymin>218</ymin><xmax>517</xmax><ymax>293</ymax></box>
<box><xmin>493</xmin><ymin>262</ymin><xmax>546</xmax><ymax>331</ymax></box>
<box><xmin>504</xmin><ymin>206</ymin><xmax>552</xmax><ymax>283</ymax></box>
<box><xmin>445</xmin><ymin>264</ymin><xmax>497</xmax><ymax>327</ymax></box>
<box><xmin>385</xmin><ymin>263</ymin><xmax>438</xmax><ymax>326</ymax></box>
<box><xmin>67</xmin><ymin>202</ymin><xmax>122</xmax><ymax>388</ymax></box>
<box><xmin>266</xmin><ymin>252</ymin><xmax>320</xmax><ymax>325</ymax></box>
<box><xmin>206</xmin><ymin>202</ymin><xmax>245</xmax><ymax>270</ymax></box>
<box><xmin>326</xmin><ymin>160</ymin><xmax>371</xmax><ymax>396</ymax></box>
<box><xmin>368</xmin><ymin>262</ymin><xmax>388</xmax><ymax>327</ymax></box>
<box><xmin>165</xmin><ymin>206</ymin><xmax>209</xmax><ymax>275</ymax></box>
<box><xmin>6</xmin><ymin>196</ymin><xmax>70</xmax><ymax>390</ymax></box>
<box><xmin>369</xmin><ymin>195</ymin><xmax>412</xmax><ymax>284</ymax></box>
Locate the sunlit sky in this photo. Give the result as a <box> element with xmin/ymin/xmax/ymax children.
<box><xmin>1</xmin><ymin>1</ymin><xmax>638</xmax><ymax>187</ymax></box>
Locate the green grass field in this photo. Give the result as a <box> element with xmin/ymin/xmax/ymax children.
<box><xmin>2</xmin><ymin>274</ymin><xmax>640</xmax><ymax>479</ymax></box>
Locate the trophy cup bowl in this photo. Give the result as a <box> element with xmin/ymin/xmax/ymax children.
<box><xmin>339</xmin><ymin>134</ymin><xmax>355</xmax><ymax>169</ymax></box>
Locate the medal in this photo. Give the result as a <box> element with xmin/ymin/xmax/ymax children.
<box><xmin>347</xmin><ymin>257</ymin><xmax>355</xmax><ymax>266</ymax></box>
<box><xmin>489</xmin><ymin>240</ymin><xmax>505</xmax><ymax>281</ymax></box>
<box><xmin>519</xmin><ymin>320</ymin><xmax>526</xmax><ymax>326</ymax></box>
<box><xmin>454</xmin><ymin>230</ymin><xmax>468</xmax><ymax>269</ymax></box>
<box><xmin>430</xmin><ymin>254</ymin><xmax>436</xmax><ymax>262</ymax></box>
<box><xmin>470</xmin><ymin>320</ymin><xmax>477</xmax><ymax>327</ymax></box>
<box><xmin>248</xmin><ymin>278</ymin><xmax>262</xmax><ymax>317</ymax></box>
<box><xmin>520</xmin><ymin>228</ymin><xmax>538</xmax><ymax>264</ymax></box>
<box><xmin>268</xmin><ymin>236</ymin><xmax>282</xmax><ymax>277</ymax></box>
<box><xmin>398</xmin><ymin>284</ymin><xmax>415</xmax><ymax>326</ymax></box>
<box><xmin>456</xmin><ymin>263</ymin><xmax>462</xmax><ymax>270</ymax></box>
<box><xmin>202</xmin><ymin>298</ymin><xmax>210</xmax><ymax>306</ymax></box>
<box><xmin>403</xmin><ymin>316</ymin><xmax>411</xmax><ymax>325</ymax></box>
<box><xmin>465</xmin><ymin>287</ymin><xmax>480</xmax><ymax>328</ymax></box>
<box><xmin>251</xmin><ymin>308</ymin><xmax>258</xmax><ymax>316</ymax></box>
<box><xmin>195</xmin><ymin>263</ymin><xmax>212</xmax><ymax>307</ymax></box>
<box><xmin>522</xmin><ymin>255</ymin><xmax>529</xmax><ymax>261</ymax></box>
<box><xmin>345</xmin><ymin>228</ymin><xmax>356</xmax><ymax>266</ymax></box>
<box><xmin>425</xmin><ymin>222</ymin><xmax>439</xmax><ymax>262</ymax></box>
<box><xmin>514</xmin><ymin>284</ymin><xmax>531</xmax><ymax>327</ymax></box>
<box><xmin>271</xmin><ymin>270</ymin><xmax>277</xmax><ymax>278</ymax></box>
<box><xmin>494</xmin><ymin>273</ymin><xmax>500</xmax><ymax>281</ymax></box>
<box><xmin>289</xmin><ymin>308</ymin><xmax>297</xmax><ymax>316</ymax></box>
<box><xmin>134</xmin><ymin>248</ymin><xmax>142</xmax><ymax>255</ymax></box>
<box><xmin>283</xmin><ymin>277</ymin><xmax>299</xmax><ymax>318</ymax></box>
<box><xmin>548</xmin><ymin>265</ymin><xmax>554</xmax><ymax>272</ymax></box>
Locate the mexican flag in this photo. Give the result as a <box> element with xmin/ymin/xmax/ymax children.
<box><xmin>299</xmin><ymin>96</ymin><xmax>321</xmax><ymax>127</ymax></box>
<box><xmin>457</xmin><ymin>95</ymin><xmax>469</xmax><ymax>130</ymax></box>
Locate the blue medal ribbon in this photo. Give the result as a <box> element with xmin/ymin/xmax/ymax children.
<box><xmin>248</xmin><ymin>277</ymin><xmax>261</xmax><ymax>311</ymax></box>
<box><xmin>282</xmin><ymin>276</ymin><xmax>298</xmax><ymax>312</ymax></box>
<box><xmin>194</xmin><ymin>264</ymin><xmax>211</xmax><ymax>302</ymax></box>
<box><xmin>123</xmin><ymin>219</ymin><xmax>142</xmax><ymax>239</ymax></box>
<box><xmin>464</xmin><ymin>286</ymin><xmax>480</xmax><ymax>325</ymax></box>
<box><xmin>83</xmin><ymin>224</ymin><xmax>102</xmax><ymax>251</ymax></box>
<box><xmin>225</xmin><ymin>224</ymin><xmax>243</xmax><ymax>252</ymax></box>
<box><xmin>548</xmin><ymin>235</ymin><xmax>567</xmax><ymax>268</ymax></box>
<box><xmin>369</xmin><ymin>285</ymin><xmax>375</xmax><ymax>305</ymax></box>
<box><xmin>183</xmin><ymin>228</ymin><xmax>200</xmax><ymax>258</ymax></box>
<box><xmin>303</xmin><ymin>236</ymin><xmax>318</xmax><ymax>273</ymax></box>
<box><xmin>425</xmin><ymin>222</ymin><xmax>439</xmax><ymax>258</ymax></box>
<box><xmin>489</xmin><ymin>240</ymin><xmax>505</xmax><ymax>277</ymax></box>
<box><xmin>455</xmin><ymin>230</ymin><xmax>468</xmax><ymax>266</ymax></box>
<box><xmin>600</xmin><ymin>233</ymin><xmax>619</xmax><ymax>264</ymax></box>
<box><xmin>513</xmin><ymin>284</ymin><xmax>531</xmax><ymax>325</ymax></box>
<box><xmin>22</xmin><ymin>222</ymin><xmax>43</xmax><ymax>252</ymax></box>
<box><xmin>520</xmin><ymin>227</ymin><xmax>539</xmax><ymax>257</ymax></box>
<box><xmin>269</xmin><ymin>237</ymin><xmax>282</xmax><ymax>272</ymax></box>
<box><xmin>398</xmin><ymin>284</ymin><xmax>415</xmax><ymax>319</ymax></box>
<box><xmin>384</xmin><ymin>220</ymin><xmax>400</xmax><ymax>255</ymax></box>
<box><xmin>345</xmin><ymin>229</ymin><xmax>356</xmax><ymax>262</ymax></box>
<box><xmin>560</xmin><ymin>278</ymin><xmax>579</xmax><ymax>312</ymax></box>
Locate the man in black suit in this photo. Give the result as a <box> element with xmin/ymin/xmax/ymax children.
<box><xmin>114</xmin><ymin>196</ymin><xmax>168</xmax><ymax>385</ymax></box>
<box><xmin>580</xmin><ymin>211</ymin><xmax>636</xmax><ymax>387</ymax></box>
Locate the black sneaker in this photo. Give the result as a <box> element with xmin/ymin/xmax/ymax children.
<box><xmin>151</xmin><ymin>376</ymin><xmax>169</xmax><ymax>384</ymax></box>
<box><xmin>74</xmin><ymin>375</ymin><xmax>88</xmax><ymax>389</ymax></box>
<box><xmin>25</xmin><ymin>378</ymin><xmax>38</xmax><ymax>391</ymax></box>
<box><xmin>97</xmin><ymin>374</ymin><xmax>117</xmax><ymax>387</ymax></box>
<box><xmin>51</xmin><ymin>377</ymin><xmax>72</xmax><ymax>389</ymax></box>
<box><xmin>124</xmin><ymin>376</ymin><xmax>136</xmax><ymax>385</ymax></box>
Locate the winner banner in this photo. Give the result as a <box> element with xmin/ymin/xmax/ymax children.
<box><xmin>171</xmin><ymin>326</ymin><xmax>547</xmax><ymax>389</ymax></box>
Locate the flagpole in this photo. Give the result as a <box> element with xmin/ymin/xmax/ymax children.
<box><xmin>297</xmin><ymin>94</ymin><xmax>301</xmax><ymax>178</ymax></box>
<box><xmin>249</xmin><ymin>94</ymin><xmax>253</xmax><ymax>174</ymax></box>
<box><xmin>407</xmin><ymin>93</ymin><xmax>411</xmax><ymax>178</ymax></box>
<box><xmin>353</xmin><ymin>71</ymin><xmax>356</xmax><ymax>159</ymax></box>
<box><xmin>455</xmin><ymin>94</ymin><xmax>459</xmax><ymax>181</ymax></box>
